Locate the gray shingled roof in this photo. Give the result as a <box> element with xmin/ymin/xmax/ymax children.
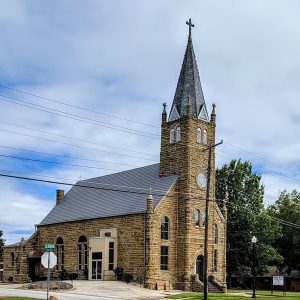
<box><xmin>169</xmin><ymin>34</ymin><xmax>207</xmax><ymax>121</ymax></box>
<box><xmin>39</xmin><ymin>164</ymin><xmax>177</xmax><ymax>226</ymax></box>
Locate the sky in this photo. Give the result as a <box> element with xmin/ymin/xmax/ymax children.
<box><xmin>1</xmin><ymin>0</ymin><xmax>300</xmax><ymax>244</ymax></box>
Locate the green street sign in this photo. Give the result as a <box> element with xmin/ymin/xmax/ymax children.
<box><xmin>44</xmin><ymin>244</ymin><xmax>55</xmax><ymax>252</ymax></box>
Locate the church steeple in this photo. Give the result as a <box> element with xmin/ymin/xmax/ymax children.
<box><xmin>169</xmin><ymin>19</ymin><xmax>208</xmax><ymax>122</ymax></box>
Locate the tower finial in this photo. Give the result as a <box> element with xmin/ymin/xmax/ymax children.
<box><xmin>186</xmin><ymin>18</ymin><xmax>194</xmax><ymax>40</ymax></box>
<box><xmin>211</xmin><ymin>103</ymin><xmax>216</xmax><ymax>123</ymax></box>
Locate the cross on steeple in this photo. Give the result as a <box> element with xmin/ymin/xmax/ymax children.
<box><xmin>186</xmin><ymin>18</ymin><xmax>194</xmax><ymax>39</ymax></box>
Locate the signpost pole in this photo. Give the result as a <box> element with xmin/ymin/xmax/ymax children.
<box><xmin>47</xmin><ymin>251</ymin><xmax>50</xmax><ymax>300</ymax></box>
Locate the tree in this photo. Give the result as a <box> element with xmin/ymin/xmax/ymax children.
<box><xmin>0</xmin><ymin>230</ymin><xmax>5</xmax><ymax>261</ymax></box>
<box><xmin>216</xmin><ymin>160</ymin><xmax>282</xmax><ymax>286</ymax></box>
<box><xmin>267</xmin><ymin>190</ymin><xmax>300</xmax><ymax>273</ymax></box>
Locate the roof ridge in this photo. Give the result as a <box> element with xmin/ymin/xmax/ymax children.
<box><xmin>80</xmin><ymin>163</ymin><xmax>160</xmax><ymax>183</ymax></box>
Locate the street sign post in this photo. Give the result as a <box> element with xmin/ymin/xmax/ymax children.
<box><xmin>41</xmin><ymin>250</ymin><xmax>57</xmax><ymax>300</ymax></box>
<box><xmin>272</xmin><ymin>276</ymin><xmax>285</xmax><ymax>296</ymax></box>
<box><xmin>44</xmin><ymin>244</ymin><xmax>55</xmax><ymax>252</ymax></box>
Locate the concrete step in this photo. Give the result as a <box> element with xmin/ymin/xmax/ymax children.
<box><xmin>208</xmin><ymin>282</ymin><xmax>223</xmax><ymax>293</ymax></box>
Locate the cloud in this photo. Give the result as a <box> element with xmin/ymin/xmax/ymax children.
<box><xmin>1</xmin><ymin>0</ymin><xmax>300</xmax><ymax>242</ymax></box>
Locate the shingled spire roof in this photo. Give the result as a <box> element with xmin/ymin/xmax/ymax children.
<box><xmin>169</xmin><ymin>19</ymin><xmax>208</xmax><ymax>122</ymax></box>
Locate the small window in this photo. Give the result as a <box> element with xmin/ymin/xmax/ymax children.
<box><xmin>170</xmin><ymin>129</ymin><xmax>175</xmax><ymax>143</ymax></box>
<box><xmin>10</xmin><ymin>252</ymin><xmax>15</xmax><ymax>267</ymax></box>
<box><xmin>56</xmin><ymin>237</ymin><xmax>64</xmax><ymax>271</ymax></box>
<box><xmin>203</xmin><ymin>130</ymin><xmax>207</xmax><ymax>144</ymax></box>
<box><xmin>109</xmin><ymin>242</ymin><xmax>114</xmax><ymax>271</ymax></box>
<box><xmin>92</xmin><ymin>252</ymin><xmax>102</xmax><ymax>260</ymax></box>
<box><xmin>105</xmin><ymin>232</ymin><xmax>111</xmax><ymax>237</ymax></box>
<box><xmin>78</xmin><ymin>236</ymin><xmax>88</xmax><ymax>271</ymax></box>
<box><xmin>197</xmin><ymin>128</ymin><xmax>201</xmax><ymax>144</ymax></box>
<box><xmin>176</xmin><ymin>127</ymin><xmax>181</xmax><ymax>142</ymax></box>
<box><xmin>202</xmin><ymin>211</ymin><xmax>206</xmax><ymax>227</ymax></box>
<box><xmin>195</xmin><ymin>209</ymin><xmax>200</xmax><ymax>226</ymax></box>
<box><xmin>160</xmin><ymin>246</ymin><xmax>169</xmax><ymax>270</ymax></box>
<box><xmin>214</xmin><ymin>250</ymin><xmax>218</xmax><ymax>272</ymax></box>
<box><xmin>161</xmin><ymin>216</ymin><xmax>169</xmax><ymax>240</ymax></box>
<box><xmin>214</xmin><ymin>224</ymin><xmax>218</xmax><ymax>244</ymax></box>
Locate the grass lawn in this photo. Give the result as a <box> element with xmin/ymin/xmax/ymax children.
<box><xmin>0</xmin><ymin>297</ymin><xmax>42</xmax><ymax>300</ymax></box>
<box><xmin>167</xmin><ymin>290</ymin><xmax>300</xmax><ymax>300</ymax></box>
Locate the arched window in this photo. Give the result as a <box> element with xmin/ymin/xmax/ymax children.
<box><xmin>203</xmin><ymin>130</ymin><xmax>207</xmax><ymax>144</ymax></box>
<box><xmin>197</xmin><ymin>128</ymin><xmax>201</xmax><ymax>144</ymax></box>
<box><xmin>214</xmin><ymin>224</ymin><xmax>218</xmax><ymax>244</ymax></box>
<box><xmin>78</xmin><ymin>236</ymin><xmax>88</xmax><ymax>271</ymax></box>
<box><xmin>213</xmin><ymin>250</ymin><xmax>218</xmax><ymax>272</ymax></box>
<box><xmin>176</xmin><ymin>127</ymin><xmax>181</xmax><ymax>142</ymax></box>
<box><xmin>202</xmin><ymin>211</ymin><xmax>206</xmax><ymax>227</ymax></box>
<box><xmin>195</xmin><ymin>209</ymin><xmax>200</xmax><ymax>226</ymax></box>
<box><xmin>10</xmin><ymin>252</ymin><xmax>15</xmax><ymax>267</ymax></box>
<box><xmin>56</xmin><ymin>237</ymin><xmax>64</xmax><ymax>271</ymax></box>
<box><xmin>196</xmin><ymin>255</ymin><xmax>204</xmax><ymax>281</ymax></box>
<box><xmin>161</xmin><ymin>216</ymin><xmax>169</xmax><ymax>240</ymax></box>
<box><xmin>170</xmin><ymin>129</ymin><xmax>175</xmax><ymax>143</ymax></box>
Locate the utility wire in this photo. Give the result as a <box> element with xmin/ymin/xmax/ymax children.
<box><xmin>0</xmin><ymin>128</ymin><xmax>158</xmax><ymax>162</ymax></box>
<box><xmin>1</xmin><ymin>85</ymin><xmax>298</xmax><ymax>178</ymax></box>
<box><xmin>0</xmin><ymin>145</ymin><xmax>141</xmax><ymax>168</ymax></box>
<box><xmin>216</xmin><ymin>149</ymin><xmax>300</xmax><ymax>189</ymax></box>
<box><xmin>0</xmin><ymin>96</ymin><xmax>159</xmax><ymax>139</ymax></box>
<box><xmin>1</xmin><ymin>171</ymin><xmax>300</xmax><ymax>231</ymax></box>
<box><xmin>0</xmin><ymin>121</ymin><xmax>159</xmax><ymax>157</ymax></box>
<box><xmin>0</xmin><ymin>83</ymin><xmax>160</xmax><ymax>128</ymax></box>
<box><xmin>222</xmin><ymin>139</ymin><xmax>300</xmax><ymax>177</ymax></box>
<box><xmin>0</xmin><ymin>153</ymin><xmax>128</xmax><ymax>172</ymax></box>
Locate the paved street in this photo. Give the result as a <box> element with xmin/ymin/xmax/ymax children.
<box><xmin>0</xmin><ymin>280</ymin><xmax>173</xmax><ymax>299</ymax></box>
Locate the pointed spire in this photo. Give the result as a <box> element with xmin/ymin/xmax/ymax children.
<box><xmin>169</xmin><ymin>19</ymin><xmax>208</xmax><ymax>122</ymax></box>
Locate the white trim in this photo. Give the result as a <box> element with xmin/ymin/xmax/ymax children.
<box><xmin>168</xmin><ymin>105</ymin><xmax>180</xmax><ymax>121</ymax></box>
<box><xmin>198</xmin><ymin>105</ymin><xmax>209</xmax><ymax>121</ymax></box>
<box><xmin>154</xmin><ymin>179</ymin><xmax>178</xmax><ymax>212</ymax></box>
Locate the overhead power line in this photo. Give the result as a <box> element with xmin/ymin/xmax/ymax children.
<box><xmin>0</xmin><ymin>145</ymin><xmax>141</xmax><ymax>168</ymax></box>
<box><xmin>1</xmin><ymin>171</ymin><xmax>300</xmax><ymax>231</ymax></box>
<box><xmin>0</xmin><ymin>83</ymin><xmax>160</xmax><ymax>128</ymax></box>
<box><xmin>0</xmin><ymin>121</ymin><xmax>159</xmax><ymax>157</ymax></box>
<box><xmin>0</xmin><ymin>128</ymin><xmax>158</xmax><ymax>162</ymax></box>
<box><xmin>0</xmin><ymin>153</ymin><xmax>131</xmax><ymax>172</ymax></box>
<box><xmin>222</xmin><ymin>139</ymin><xmax>300</xmax><ymax>178</ymax></box>
<box><xmin>0</xmin><ymin>95</ymin><xmax>159</xmax><ymax>139</ymax></box>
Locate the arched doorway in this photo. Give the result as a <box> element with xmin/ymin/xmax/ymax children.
<box><xmin>196</xmin><ymin>255</ymin><xmax>204</xmax><ymax>282</ymax></box>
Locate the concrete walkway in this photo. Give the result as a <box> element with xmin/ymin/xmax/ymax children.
<box><xmin>0</xmin><ymin>280</ymin><xmax>176</xmax><ymax>300</ymax></box>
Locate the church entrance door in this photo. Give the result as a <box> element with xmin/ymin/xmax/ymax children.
<box><xmin>92</xmin><ymin>252</ymin><xmax>102</xmax><ymax>280</ymax></box>
<box><xmin>196</xmin><ymin>255</ymin><xmax>204</xmax><ymax>282</ymax></box>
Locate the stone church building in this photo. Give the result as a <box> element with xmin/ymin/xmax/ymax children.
<box><xmin>3</xmin><ymin>22</ymin><xmax>227</xmax><ymax>291</ymax></box>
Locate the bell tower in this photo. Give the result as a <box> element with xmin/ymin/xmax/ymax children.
<box><xmin>159</xmin><ymin>19</ymin><xmax>218</xmax><ymax>289</ymax></box>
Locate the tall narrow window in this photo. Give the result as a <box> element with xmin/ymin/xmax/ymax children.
<box><xmin>161</xmin><ymin>216</ymin><xmax>169</xmax><ymax>240</ymax></box>
<box><xmin>160</xmin><ymin>246</ymin><xmax>169</xmax><ymax>270</ymax></box>
<box><xmin>195</xmin><ymin>209</ymin><xmax>200</xmax><ymax>226</ymax></box>
<box><xmin>202</xmin><ymin>211</ymin><xmax>206</xmax><ymax>227</ymax></box>
<box><xmin>78</xmin><ymin>236</ymin><xmax>88</xmax><ymax>271</ymax></box>
<box><xmin>214</xmin><ymin>224</ymin><xmax>218</xmax><ymax>244</ymax></box>
<box><xmin>109</xmin><ymin>242</ymin><xmax>115</xmax><ymax>271</ymax></box>
<box><xmin>197</xmin><ymin>128</ymin><xmax>201</xmax><ymax>144</ymax></box>
<box><xmin>170</xmin><ymin>129</ymin><xmax>175</xmax><ymax>143</ymax></box>
<box><xmin>56</xmin><ymin>237</ymin><xmax>64</xmax><ymax>271</ymax></box>
<box><xmin>10</xmin><ymin>252</ymin><xmax>14</xmax><ymax>267</ymax></box>
<box><xmin>203</xmin><ymin>130</ymin><xmax>207</xmax><ymax>144</ymax></box>
<box><xmin>176</xmin><ymin>127</ymin><xmax>181</xmax><ymax>142</ymax></box>
<box><xmin>214</xmin><ymin>250</ymin><xmax>218</xmax><ymax>272</ymax></box>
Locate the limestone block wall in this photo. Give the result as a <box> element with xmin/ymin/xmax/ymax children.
<box><xmin>3</xmin><ymin>233</ymin><xmax>39</xmax><ymax>283</ymax></box>
<box><xmin>37</xmin><ymin>214</ymin><xmax>145</xmax><ymax>280</ymax></box>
